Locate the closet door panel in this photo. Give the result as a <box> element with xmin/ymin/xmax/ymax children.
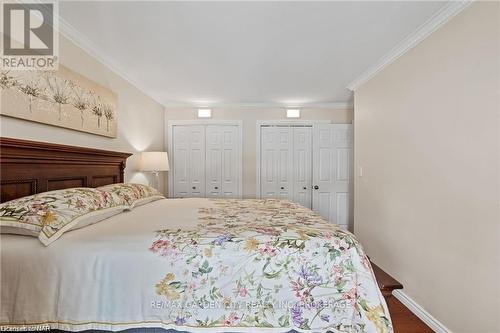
<box><xmin>313</xmin><ymin>125</ymin><xmax>336</xmax><ymax>222</ymax></box>
<box><xmin>206</xmin><ymin>126</ymin><xmax>222</xmax><ymax>197</ymax></box>
<box><xmin>260</xmin><ymin>127</ymin><xmax>278</xmax><ymax>199</ymax></box>
<box><xmin>292</xmin><ymin>127</ymin><xmax>312</xmax><ymax>208</ymax></box>
<box><xmin>221</xmin><ymin>126</ymin><xmax>239</xmax><ymax>197</ymax></box>
<box><xmin>205</xmin><ymin>125</ymin><xmax>240</xmax><ymax>198</ymax></box>
<box><xmin>188</xmin><ymin>126</ymin><xmax>206</xmax><ymax>197</ymax></box>
<box><xmin>206</xmin><ymin>146</ymin><xmax>222</xmax><ymax>197</ymax></box>
<box><xmin>276</xmin><ymin>127</ymin><xmax>292</xmax><ymax>200</ymax></box>
<box><xmin>172</xmin><ymin>126</ymin><xmax>190</xmax><ymax>197</ymax></box>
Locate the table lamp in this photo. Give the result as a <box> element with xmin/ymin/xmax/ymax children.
<box><xmin>140</xmin><ymin>151</ymin><xmax>169</xmax><ymax>190</ymax></box>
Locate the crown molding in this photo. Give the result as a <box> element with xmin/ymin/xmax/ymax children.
<box><xmin>58</xmin><ymin>16</ymin><xmax>352</xmax><ymax>111</ymax></box>
<box><xmin>15</xmin><ymin>0</ymin><xmax>163</xmax><ymax>105</ymax></box>
<box><xmin>162</xmin><ymin>101</ymin><xmax>353</xmax><ymax>110</ymax></box>
<box><xmin>55</xmin><ymin>0</ymin><xmax>465</xmax><ymax>106</ymax></box>
<box><xmin>347</xmin><ymin>1</ymin><xmax>472</xmax><ymax>91</ymax></box>
<box><xmin>56</xmin><ymin>15</ymin><xmax>165</xmax><ymax>106</ymax></box>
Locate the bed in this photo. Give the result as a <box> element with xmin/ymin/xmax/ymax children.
<box><xmin>0</xmin><ymin>138</ymin><xmax>392</xmax><ymax>333</ymax></box>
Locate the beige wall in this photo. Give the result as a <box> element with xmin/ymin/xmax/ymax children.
<box><xmin>354</xmin><ymin>3</ymin><xmax>499</xmax><ymax>332</ymax></box>
<box><xmin>165</xmin><ymin>107</ymin><xmax>352</xmax><ymax>198</ymax></box>
<box><xmin>0</xmin><ymin>35</ymin><xmax>166</xmax><ymax>194</ymax></box>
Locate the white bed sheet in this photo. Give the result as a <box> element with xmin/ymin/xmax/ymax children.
<box><xmin>0</xmin><ymin>198</ymin><xmax>391</xmax><ymax>333</ymax></box>
<box><xmin>1</xmin><ymin>199</ymin><xmax>204</xmax><ymax>331</ymax></box>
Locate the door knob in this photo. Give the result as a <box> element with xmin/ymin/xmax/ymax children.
<box><xmin>303</xmin><ymin>186</ymin><xmax>307</xmax><ymax>190</ymax></box>
<box><xmin>192</xmin><ymin>186</ymin><xmax>196</xmax><ymax>190</ymax></box>
<box><xmin>314</xmin><ymin>185</ymin><xmax>319</xmax><ymax>190</ymax></box>
<box><xmin>214</xmin><ymin>186</ymin><xmax>218</xmax><ymax>190</ymax></box>
<box><xmin>280</xmin><ymin>186</ymin><xmax>285</xmax><ymax>190</ymax></box>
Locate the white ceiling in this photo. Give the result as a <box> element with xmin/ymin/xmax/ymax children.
<box><xmin>59</xmin><ymin>1</ymin><xmax>449</xmax><ymax>108</ymax></box>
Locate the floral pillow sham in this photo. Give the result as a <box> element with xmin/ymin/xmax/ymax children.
<box><xmin>97</xmin><ymin>183</ymin><xmax>165</xmax><ymax>208</ymax></box>
<box><xmin>0</xmin><ymin>183</ymin><xmax>164</xmax><ymax>245</ymax></box>
<box><xmin>0</xmin><ymin>188</ymin><xmax>127</xmax><ymax>246</ymax></box>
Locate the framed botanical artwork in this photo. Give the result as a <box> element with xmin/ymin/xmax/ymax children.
<box><xmin>0</xmin><ymin>66</ymin><xmax>117</xmax><ymax>138</ymax></box>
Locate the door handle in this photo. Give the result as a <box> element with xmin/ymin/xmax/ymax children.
<box><xmin>314</xmin><ymin>185</ymin><xmax>319</xmax><ymax>190</ymax></box>
<box><xmin>303</xmin><ymin>186</ymin><xmax>307</xmax><ymax>190</ymax></box>
<box><xmin>280</xmin><ymin>186</ymin><xmax>285</xmax><ymax>190</ymax></box>
<box><xmin>192</xmin><ymin>186</ymin><xmax>196</xmax><ymax>190</ymax></box>
<box><xmin>214</xmin><ymin>186</ymin><xmax>218</xmax><ymax>190</ymax></box>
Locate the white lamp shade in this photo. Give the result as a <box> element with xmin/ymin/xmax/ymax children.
<box><xmin>140</xmin><ymin>152</ymin><xmax>170</xmax><ymax>172</ymax></box>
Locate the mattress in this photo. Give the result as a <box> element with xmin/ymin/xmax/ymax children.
<box><xmin>0</xmin><ymin>198</ymin><xmax>392</xmax><ymax>333</ymax></box>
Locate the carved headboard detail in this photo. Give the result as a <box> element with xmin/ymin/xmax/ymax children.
<box><xmin>0</xmin><ymin>137</ymin><xmax>132</xmax><ymax>203</ymax></box>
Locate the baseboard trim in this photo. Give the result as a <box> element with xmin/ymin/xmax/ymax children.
<box><xmin>393</xmin><ymin>290</ymin><xmax>452</xmax><ymax>333</ymax></box>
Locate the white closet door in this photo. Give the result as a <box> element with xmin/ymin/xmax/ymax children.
<box><xmin>260</xmin><ymin>127</ymin><xmax>293</xmax><ymax>199</ymax></box>
<box><xmin>171</xmin><ymin>123</ymin><xmax>241</xmax><ymax>199</ymax></box>
<box><xmin>172</xmin><ymin>125</ymin><xmax>206</xmax><ymax>197</ymax></box>
<box><xmin>189</xmin><ymin>126</ymin><xmax>206</xmax><ymax>197</ymax></box>
<box><xmin>312</xmin><ymin>124</ymin><xmax>352</xmax><ymax>228</ymax></box>
<box><xmin>276</xmin><ymin>127</ymin><xmax>293</xmax><ymax>200</ymax></box>
<box><xmin>292</xmin><ymin>127</ymin><xmax>312</xmax><ymax>208</ymax></box>
<box><xmin>260</xmin><ymin>127</ymin><xmax>278</xmax><ymax>199</ymax></box>
<box><xmin>172</xmin><ymin>126</ymin><xmax>190</xmax><ymax>197</ymax></box>
<box><xmin>205</xmin><ymin>125</ymin><xmax>240</xmax><ymax>198</ymax></box>
<box><xmin>206</xmin><ymin>126</ymin><xmax>222</xmax><ymax>197</ymax></box>
<box><xmin>220</xmin><ymin>126</ymin><xmax>239</xmax><ymax>197</ymax></box>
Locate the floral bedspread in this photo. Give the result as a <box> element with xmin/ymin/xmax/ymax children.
<box><xmin>149</xmin><ymin>199</ymin><xmax>392</xmax><ymax>333</ymax></box>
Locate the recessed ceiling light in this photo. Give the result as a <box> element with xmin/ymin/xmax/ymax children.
<box><xmin>286</xmin><ymin>109</ymin><xmax>300</xmax><ymax>118</ymax></box>
<box><xmin>197</xmin><ymin>109</ymin><xmax>212</xmax><ymax>118</ymax></box>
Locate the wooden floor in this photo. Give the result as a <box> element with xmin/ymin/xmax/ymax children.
<box><xmin>387</xmin><ymin>296</ymin><xmax>434</xmax><ymax>333</ymax></box>
<box><xmin>370</xmin><ymin>261</ymin><xmax>433</xmax><ymax>332</ymax></box>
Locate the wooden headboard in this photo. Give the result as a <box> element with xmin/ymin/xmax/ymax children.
<box><xmin>0</xmin><ymin>137</ymin><xmax>132</xmax><ymax>203</ymax></box>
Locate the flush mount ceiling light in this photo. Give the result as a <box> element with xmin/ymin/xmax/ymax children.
<box><xmin>197</xmin><ymin>109</ymin><xmax>212</xmax><ymax>118</ymax></box>
<box><xmin>286</xmin><ymin>109</ymin><xmax>300</xmax><ymax>118</ymax></box>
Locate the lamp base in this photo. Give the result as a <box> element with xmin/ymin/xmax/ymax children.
<box><xmin>150</xmin><ymin>171</ymin><xmax>160</xmax><ymax>191</ymax></box>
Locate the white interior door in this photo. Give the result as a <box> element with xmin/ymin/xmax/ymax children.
<box><xmin>172</xmin><ymin>125</ymin><xmax>206</xmax><ymax>197</ymax></box>
<box><xmin>292</xmin><ymin>127</ymin><xmax>312</xmax><ymax>208</ymax></box>
<box><xmin>312</xmin><ymin>124</ymin><xmax>353</xmax><ymax>228</ymax></box>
